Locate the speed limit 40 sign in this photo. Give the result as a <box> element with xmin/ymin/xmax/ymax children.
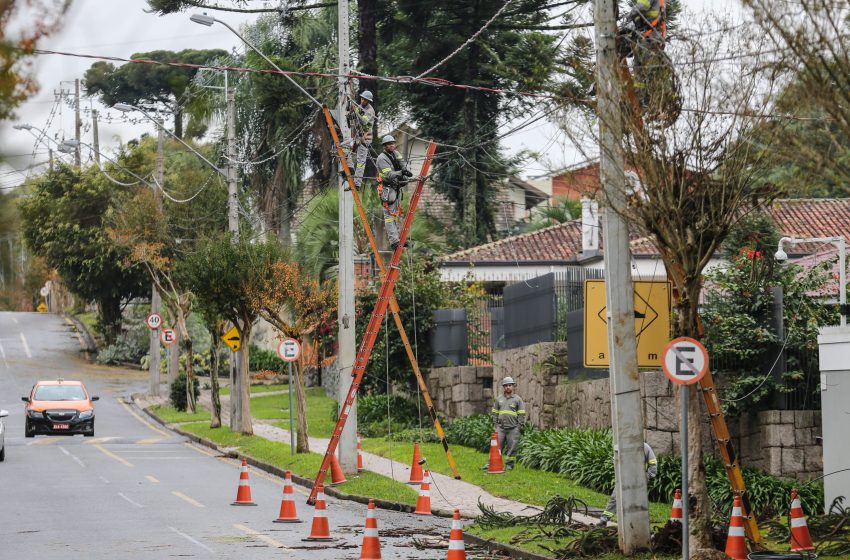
<box><xmin>277</xmin><ymin>338</ymin><xmax>301</xmax><ymax>362</ymax></box>
<box><xmin>146</xmin><ymin>312</ymin><xmax>163</xmax><ymax>330</ymax></box>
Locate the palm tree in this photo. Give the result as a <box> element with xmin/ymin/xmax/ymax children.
<box><xmin>527</xmin><ymin>197</ymin><xmax>582</xmax><ymax>231</ymax></box>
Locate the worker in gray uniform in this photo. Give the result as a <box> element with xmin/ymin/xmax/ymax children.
<box><xmin>490</xmin><ymin>376</ymin><xmax>526</xmax><ymax>471</ymax></box>
<box><xmin>375</xmin><ymin>134</ymin><xmax>412</xmax><ymax>249</ymax></box>
<box><xmin>347</xmin><ymin>90</ymin><xmax>376</xmax><ymax>188</ymax></box>
<box><xmin>598</xmin><ymin>441</ymin><xmax>658</xmax><ymax>526</ymax></box>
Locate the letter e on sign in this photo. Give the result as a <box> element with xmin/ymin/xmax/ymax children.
<box><xmin>277</xmin><ymin>338</ymin><xmax>301</xmax><ymax>363</ymax></box>
<box><xmin>160</xmin><ymin>328</ymin><xmax>177</xmax><ymax>346</ymax></box>
<box><xmin>661</xmin><ymin>337</ymin><xmax>708</xmax><ymax>385</ymax></box>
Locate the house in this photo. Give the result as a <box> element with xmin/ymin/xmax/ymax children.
<box><xmin>527</xmin><ymin>159</ymin><xmax>640</xmax><ymax>202</ymax></box>
<box><xmin>438</xmin><ymin>198</ymin><xmax>850</xmax><ymax>284</ymax></box>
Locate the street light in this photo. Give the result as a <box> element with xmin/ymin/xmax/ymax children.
<box><xmin>776</xmin><ymin>236</ymin><xmax>848</xmax><ymax>327</ymax></box>
<box><xmin>112</xmin><ymin>102</ymin><xmax>226</xmax><ymax>177</ymax></box>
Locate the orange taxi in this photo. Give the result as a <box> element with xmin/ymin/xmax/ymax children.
<box><xmin>22</xmin><ymin>379</ymin><xmax>99</xmax><ymax>437</ymax></box>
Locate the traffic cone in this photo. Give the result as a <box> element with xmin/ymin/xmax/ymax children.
<box><xmin>724</xmin><ymin>495</ymin><xmax>748</xmax><ymax>560</ymax></box>
<box><xmin>329</xmin><ymin>452</ymin><xmax>347</xmax><ymax>485</ymax></box>
<box><xmin>789</xmin><ymin>489</ymin><xmax>815</xmax><ymax>551</ymax></box>
<box><xmin>357</xmin><ymin>432</ymin><xmax>364</xmax><ymax>473</ymax></box>
<box><xmin>414</xmin><ymin>470</ymin><xmax>432</xmax><ymax>515</ymax></box>
<box><xmin>487</xmin><ymin>432</ymin><xmax>505</xmax><ymax>474</ymax></box>
<box><xmin>231</xmin><ymin>457</ymin><xmax>257</xmax><ymax>506</ymax></box>
<box><xmin>304</xmin><ymin>484</ymin><xmax>333</xmax><ymax>542</ymax></box>
<box><xmin>408</xmin><ymin>441</ymin><xmax>424</xmax><ymax>484</ymax></box>
<box><xmin>273</xmin><ymin>470</ymin><xmax>301</xmax><ymax>523</ymax></box>
<box><xmin>670</xmin><ymin>488</ymin><xmax>683</xmax><ymax>523</ymax></box>
<box><xmin>359</xmin><ymin>499</ymin><xmax>382</xmax><ymax>559</ymax></box>
<box><xmin>446</xmin><ymin>509</ymin><xmax>466</xmax><ymax>560</ymax></box>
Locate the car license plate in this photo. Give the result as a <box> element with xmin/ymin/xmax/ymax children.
<box><xmin>53</xmin><ymin>423</ymin><xmax>70</xmax><ymax>430</ymax></box>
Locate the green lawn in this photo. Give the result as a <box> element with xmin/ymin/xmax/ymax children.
<box><xmin>77</xmin><ymin>312</ymin><xmax>100</xmax><ymax>341</ymax></box>
<box><xmin>177</xmin><ymin>422</ymin><xmax>418</xmax><ymax>506</ymax></box>
<box><xmin>220</xmin><ymin>383</ymin><xmax>289</xmax><ymax>396</ymax></box>
<box><xmin>248</xmin><ymin>387</ymin><xmax>337</xmax><ymax>438</ymax></box>
<box><xmin>149</xmin><ymin>404</ymin><xmax>211</xmax><ymax>424</ymax></box>
<box><xmin>360</xmin><ymin>438</ymin><xmax>671</xmax><ymax>524</ymax></box>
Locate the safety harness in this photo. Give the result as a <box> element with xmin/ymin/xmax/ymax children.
<box><xmin>377</xmin><ymin>150</ymin><xmax>406</xmax><ymax>218</ymax></box>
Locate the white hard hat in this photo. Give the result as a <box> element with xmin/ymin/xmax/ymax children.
<box><xmin>381</xmin><ymin>134</ymin><xmax>396</xmax><ymax>145</ymax></box>
<box><xmin>502</xmin><ymin>376</ymin><xmax>515</xmax><ymax>386</ymax></box>
<box><xmin>360</xmin><ymin>90</ymin><xmax>374</xmax><ymax>102</ymax></box>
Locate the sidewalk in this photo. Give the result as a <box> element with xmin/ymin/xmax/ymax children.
<box><xmin>175</xmin><ymin>388</ymin><xmax>597</xmax><ymax>523</ymax></box>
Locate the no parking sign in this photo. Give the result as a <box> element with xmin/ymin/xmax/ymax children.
<box><xmin>277</xmin><ymin>338</ymin><xmax>301</xmax><ymax>362</ymax></box>
<box><xmin>160</xmin><ymin>328</ymin><xmax>177</xmax><ymax>346</ymax></box>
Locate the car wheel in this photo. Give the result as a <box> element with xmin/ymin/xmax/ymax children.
<box><xmin>84</xmin><ymin>422</ymin><xmax>94</xmax><ymax>437</ymax></box>
<box><xmin>24</xmin><ymin>420</ymin><xmax>34</xmax><ymax>438</ymax></box>
<box><xmin>0</xmin><ymin>444</ymin><xmax>5</xmax><ymax>461</ymax></box>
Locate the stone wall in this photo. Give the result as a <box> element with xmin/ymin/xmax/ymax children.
<box><xmin>426</xmin><ymin>365</ymin><xmax>494</xmax><ymax>418</ymax></box>
<box><xmin>734</xmin><ymin>410</ymin><xmax>822</xmax><ymax>480</ymax></box>
<box><xmin>492</xmin><ymin>342</ymin><xmax>570</xmax><ymax>427</ymax></box>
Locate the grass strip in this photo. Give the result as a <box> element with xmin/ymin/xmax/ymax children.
<box><xmin>220</xmin><ymin>383</ymin><xmax>290</xmax><ymax>396</ymax></box>
<box><xmin>177</xmin><ymin>422</ymin><xmax>417</xmax><ymax>506</ymax></box>
<box><xmin>148</xmin><ymin>404</ymin><xmax>210</xmax><ymax>424</ymax></box>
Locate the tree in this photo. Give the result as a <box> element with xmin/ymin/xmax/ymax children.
<box><xmin>18</xmin><ymin>165</ymin><xmax>148</xmax><ymax>342</ymax></box>
<box><xmin>526</xmin><ymin>197</ymin><xmax>581</xmax><ymax>231</ymax></box>
<box><xmin>84</xmin><ymin>49</ymin><xmax>227</xmax><ymax>138</ymax></box>
<box><xmin>145</xmin><ymin>0</ymin><xmax>332</xmax><ymax>15</ymax></box>
<box><xmin>0</xmin><ymin>0</ymin><xmax>71</xmax><ymax>120</ymax></box>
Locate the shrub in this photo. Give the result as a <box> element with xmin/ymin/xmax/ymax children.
<box><xmin>386</xmin><ymin>427</ymin><xmax>441</xmax><ymax>444</ymax></box>
<box><xmin>445</xmin><ymin>415</ymin><xmax>493</xmax><ymax>452</ymax></box>
<box><xmin>354</xmin><ymin>394</ymin><xmax>423</xmax><ymax>437</ymax></box>
<box><xmin>169</xmin><ymin>373</ymin><xmax>200</xmax><ymax>412</ymax></box>
<box><xmin>96</xmin><ymin>322</ymin><xmax>149</xmax><ymax>365</ymax></box>
<box><xmin>248</xmin><ymin>345</ymin><xmax>285</xmax><ymax>373</ymax></box>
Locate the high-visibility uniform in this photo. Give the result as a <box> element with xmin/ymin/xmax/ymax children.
<box><xmin>627</xmin><ymin>0</ymin><xmax>662</xmax><ymax>40</ymax></box>
<box><xmin>601</xmin><ymin>442</ymin><xmax>658</xmax><ymax>522</ymax></box>
<box><xmin>375</xmin><ymin>148</ymin><xmax>409</xmax><ymax>246</ymax></box>
<box><xmin>491</xmin><ymin>394</ymin><xmax>526</xmax><ymax>461</ymax></box>
<box><xmin>348</xmin><ymin>102</ymin><xmax>376</xmax><ymax>188</ymax></box>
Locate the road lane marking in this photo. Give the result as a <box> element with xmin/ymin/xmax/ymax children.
<box><xmin>118</xmin><ymin>492</ymin><xmax>144</xmax><ymax>508</ymax></box>
<box><xmin>11</xmin><ymin>316</ymin><xmax>17</xmax><ymax>324</ymax></box>
<box><xmin>137</xmin><ymin>437</ymin><xmax>162</xmax><ymax>445</ymax></box>
<box><xmin>182</xmin><ymin>441</ymin><xmax>220</xmax><ymax>458</ymax></box>
<box><xmin>83</xmin><ymin>436</ymin><xmax>121</xmax><ymax>445</ymax></box>
<box><xmin>0</xmin><ymin>342</ymin><xmax>8</xmax><ymax>368</ymax></box>
<box><xmin>172</xmin><ymin>491</ymin><xmax>205</xmax><ymax>508</ymax></box>
<box><xmin>145</xmin><ymin>475</ymin><xmax>160</xmax><ymax>483</ymax></box>
<box><xmin>30</xmin><ymin>438</ymin><xmax>60</xmax><ymax>446</ymax></box>
<box><xmin>62</xmin><ymin>316</ymin><xmax>85</xmax><ymax>349</ymax></box>
<box><xmin>19</xmin><ymin>332</ymin><xmax>31</xmax><ymax>358</ymax></box>
<box><xmin>94</xmin><ymin>444</ymin><xmax>134</xmax><ymax>467</ymax></box>
<box><xmin>99</xmin><ymin>476</ymin><xmax>110</xmax><ymax>484</ymax></box>
<box><xmin>233</xmin><ymin>524</ymin><xmax>291</xmax><ymax>550</ymax></box>
<box><xmin>58</xmin><ymin>445</ymin><xmax>86</xmax><ymax>467</ymax></box>
<box><xmin>119</xmin><ymin>400</ymin><xmax>170</xmax><ymax>437</ymax></box>
<box><xmin>168</xmin><ymin>526</ymin><xmax>215</xmax><ymax>554</ymax></box>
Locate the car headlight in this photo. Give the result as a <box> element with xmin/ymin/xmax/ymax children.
<box><xmin>78</xmin><ymin>409</ymin><xmax>94</xmax><ymax>420</ymax></box>
<box><xmin>27</xmin><ymin>410</ymin><xmax>43</xmax><ymax>419</ymax></box>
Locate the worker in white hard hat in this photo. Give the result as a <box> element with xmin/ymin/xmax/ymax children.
<box><xmin>375</xmin><ymin>134</ymin><xmax>413</xmax><ymax>250</ymax></box>
<box><xmin>346</xmin><ymin>89</ymin><xmax>377</xmax><ymax>188</ymax></box>
<box><xmin>488</xmin><ymin>376</ymin><xmax>526</xmax><ymax>471</ymax></box>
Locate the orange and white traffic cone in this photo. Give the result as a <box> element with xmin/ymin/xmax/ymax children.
<box><xmin>789</xmin><ymin>489</ymin><xmax>815</xmax><ymax>552</ymax></box>
<box><xmin>487</xmin><ymin>432</ymin><xmax>505</xmax><ymax>474</ymax></box>
<box><xmin>304</xmin><ymin>484</ymin><xmax>333</xmax><ymax>542</ymax></box>
<box><xmin>329</xmin><ymin>452</ymin><xmax>347</xmax><ymax>485</ymax></box>
<box><xmin>273</xmin><ymin>470</ymin><xmax>301</xmax><ymax>523</ymax></box>
<box><xmin>446</xmin><ymin>508</ymin><xmax>466</xmax><ymax>560</ymax></box>
<box><xmin>357</xmin><ymin>432</ymin><xmax>364</xmax><ymax>473</ymax></box>
<box><xmin>670</xmin><ymin>488</ymin><xmax>683</xmax><ymax>523</ymax></box>
<box><xmin>359</xmin><ymin>499</ymin><xmax>382</xmax><ymax>560</ymax></box>
<box><xmin>231</xmin><ymin>457</ymin><xmax>257</xmax><ymax>506</ymax></box>
<box><xmin>414</xmin><ymin>470</ymin><xmax>432</xmax><ymax>515</ymax></box>
<box><xmin>724</xmin><ymin>495</ymin><xmax>749</xmax><ymax>560</ymax></box>
<box><xmin>408</xmin><ymin>441</ymin><xmax>424</xmax><ymax>484</ymax></box>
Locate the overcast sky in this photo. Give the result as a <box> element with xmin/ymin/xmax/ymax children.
<box><xmin>0</xmin><ymin>0</ymin><xmax>734</xmax><ymax>190</ymax></box>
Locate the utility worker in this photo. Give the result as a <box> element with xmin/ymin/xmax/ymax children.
<box><xmin>598</xmin><ymin>441</ymin><xmax>658</xmax><ymax>526</ymax></box>
<box><xmin>490</xmin><ymin>376</ymin><xmax>526</xmax><ymax>471</ymax></box>
<box><xmin>619</xmin><ymin>0</ymin><xmax>666</xmax><ymax>108</ymax></box>
<box><xmin>375</xmin><ymin>134</ymin><xmax>413</xmax><ymax>250</ymax></box>
<box><xmin>347</xmin><ymin>90</ymin><xmax>376</xmax><ymax>188</ymax></box>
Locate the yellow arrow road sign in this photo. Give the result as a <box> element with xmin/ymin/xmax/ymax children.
<box><xmin>221</xmin><ymin>325</ymin><xmax>241</xmax><ymax>352</ymax></box>
<box><xmin>37</xmin><ymin>302</ymin><xmax>48</xmax><ymax>313</ymax></box>
<box><xmin>583</xmin><ymin>279</ymin><xmax>671</xmax><ymax>368</ymax></box>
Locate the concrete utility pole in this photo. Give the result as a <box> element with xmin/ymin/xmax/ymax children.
<box><xmin>91</xmin><ymin>110</ymin><xmax>101</xmax><ymax>165</ymax></box>
<box><xmin>74</xmin><ymin>79</ymin><xmax>82</xmax><ymax>167</ymax></box>
<box><xmin>337</xmin><ymin>0</ymin><xmax>358</xmax><ymax>472</ymax></box>
<box><xmin>225</xmin><ymin>77</ymin><xmax>243</xmax><ymax>431</ymax></box>
<box><xmin>594</xmin><ymin>0</ymin><xmax>652</xmax><ymax>552</ymax></box>
<box><xmin>149</xmin><ymin>123</ymin><xmax>165</xmax><ymax>397</ymax></box>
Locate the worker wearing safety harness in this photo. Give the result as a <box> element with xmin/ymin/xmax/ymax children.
<box><xmin>490</xmin><ymin>376</ymin><xmax>526</xmax><ymax>471</ymax></box>
<box><xmin>618</xmin><ymin>0</ymin><xmax>666</xmax><ymax>108</ymax></box>
<box><xmin>375</xmin><ymin>134</ymin><xmax>413</xmax><ymax>250</ymax></box>
<box><xmin>348</xmin><ymin>90</ymin><xmax>376</xmax><ymax>188</ymax></box>
<box><xmin>598</xmin><ymin>441</ymin><xmax>658</xmax><ymax>526</ymax></box>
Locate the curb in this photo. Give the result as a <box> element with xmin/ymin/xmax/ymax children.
<box><xmin>62</xmin><ymin>313</ymin><xmax>97</xmax><ymax>356</ymax></box>
<box><xmin>463</xmin><ymin>532</ymin><xmax>555</xmax><ymax>560</ymax></box>
<box><xmin>134</xmin><ymin>399</ymin><xmax>441</xmax><ymax>517</ymax></box>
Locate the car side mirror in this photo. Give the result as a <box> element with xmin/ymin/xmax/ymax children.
<box><xmin>0</xmin><ymin>410</ymin><xmax>8</xmax><ymax>418</ymax></box>
<box><xmin>91</xmin><ymin>396</ymin><xmax>100</xmax><ymax>401</ymax></box>
<box><xmin>21</xmin><ymin>397</ymin><xmax>29</xmax><ymax>402</ymax></box>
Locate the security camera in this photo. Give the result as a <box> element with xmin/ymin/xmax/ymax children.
<box><xmin>774</xmin><ymin>249</ymin><xmax>788</xmax><ymax>262</ymax></box>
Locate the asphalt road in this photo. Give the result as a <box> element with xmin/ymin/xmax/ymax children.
<box><xmin>0</xmin><ymin>312</ymin><xmax>471</xmax><ymax>559</ymax></box>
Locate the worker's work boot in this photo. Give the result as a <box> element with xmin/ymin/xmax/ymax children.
<box><xmin>597</xmin><ymin>516</ymin><xmax>609</xmax><ymax>527</ymax></box>
<box><xmin>505</xmin><ymin>461</ymin><xmax>515</xmax><ymax>471</ymax></box>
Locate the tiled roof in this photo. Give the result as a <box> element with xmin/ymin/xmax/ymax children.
<box><xmin>440</xmin><ymin>198</ymin><xmax>850</xmax><ymax>264</ymax></box>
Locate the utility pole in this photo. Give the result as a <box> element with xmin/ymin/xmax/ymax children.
<box><xmin>337</xmin><ymin>0</ymin><xmax>358</xmax><ymax>472</ymax></box>
<box><xmin>92</xmin><ymin>109</ymin><xmax>101</xmax><ymax>165</ymax></box>
<box><xmin>149</xmin><ymin>123</ymin><xmax>165</xmax><ymax>397</ymax></box>
<box><xmin>594</xmin><ymin>0</ymin><xmax>651</xmax><ymax>552</ymax></box>
<box><xmin>48</xmin><ymin>148</ymin><xmax>54</xmax><ymax>171</ymax></box>
<box><xmin>74</xmin><ymin>79</ymin><xmax>82</xmax><ymax>167</ymax></box>
<box><xmin>225</xmin><ymin>76</ymin><xmax>243</xmax><ymax>431</ymax></box>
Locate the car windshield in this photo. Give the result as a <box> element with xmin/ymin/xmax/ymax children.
<box><xmin>34</xmin><ymin>385</ymin><xmax>87</xmax><ymax>401</ymax></box>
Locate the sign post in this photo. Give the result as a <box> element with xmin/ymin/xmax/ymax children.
<box><xmin>662</xmin><ymin>337</ymin><xmax>709</xmax><ymax>560</ymax></box>
<box><xmin>278</xmin><ymin>338</ymin><xmax>301</xmax><ymax>456</ymax></box>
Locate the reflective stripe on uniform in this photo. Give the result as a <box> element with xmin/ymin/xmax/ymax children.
<box><xmin>493</xmin><ymin>410</ymin><xmax>518</xmax><ymax>416</ymax></box>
